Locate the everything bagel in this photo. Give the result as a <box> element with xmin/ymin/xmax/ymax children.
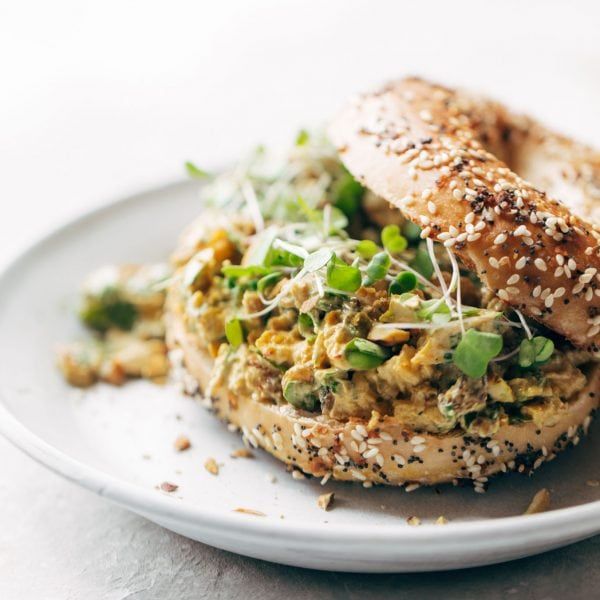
<box><xmin>329</xmin><ymin>77</ymin><xmax>600</xmax><ymax>351</ymax></box>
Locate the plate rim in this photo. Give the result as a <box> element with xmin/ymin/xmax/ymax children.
<box><xmin>0</xmin><ymin>180</ymin><xmax>599</xmax><ymax>550</ymax></box>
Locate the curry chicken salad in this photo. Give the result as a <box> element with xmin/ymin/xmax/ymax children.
<box><xmin>59</xmin><ymin>81</ymin><xmax>600</xmax><ymax>489</ymax></box>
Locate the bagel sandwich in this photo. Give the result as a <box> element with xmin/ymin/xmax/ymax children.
<box><xmin>166</xmin><ymin>89</ymin><xmax>600</xmax><ymax>489</ymax></box>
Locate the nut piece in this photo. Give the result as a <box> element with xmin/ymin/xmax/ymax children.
<box><xmin>317</xmin><ymin>492</ymin><xmax>335</xmax><ymax>511</ymax></box>
<box><xmin>204</xmin><ymin>457</ymin><xmax>219</xmax><ymax>475</ymax></box>
<box><xmin>406</xmin><ymin>516</ymin><xmax>421</xmax><ymax>526</ymax></box>
<box><xmin>159</xmin><ymin>481</ymin><xmax>178</xmax><ymax>493</ymax></box>
<box><xmin>435</xmin><ymin>515</ymin><xmax>449</xmax><ymax>525</ymax></box>
<box><xmin>524</xmin><ymin>488</ymin><xmax>551</xmax><ymax>515</ymax></box>
<box><xmin>174</xmin><ymin>435</ymin><xmax>191</xmax><ymax>452</ymax></box>
<box><xmin>230</xmin><ymin>448</ymin><xmax>255</xmax><ymax>459</ymax></box>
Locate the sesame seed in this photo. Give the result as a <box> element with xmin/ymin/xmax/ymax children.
<box><xmin>534</xmin><ymin>258</ymin><xmax>547</xmax><ymax>272</ymax></box>
<box><xmin>507</xmin><ymin>274</ymin><xmax>520</xmax><ymax>285</ymax></box>
<box><xmin>494</xmin><ymin>233</ymin><xmax>507</xmax><ymax>245</ymax></box>
<box><xmin>515</xmin><ymin>256</ymin><xmax>527</xmax><ymax>270</ymax></box>
<box><xmin>356</xmin><ymin>424</ymin><xmax>368</xmax><ymax>437</ymax></box>
<box><xmin>427</xmin><ymin>201</ymin><xmax>437</xmax><ymax>214</ymax></box>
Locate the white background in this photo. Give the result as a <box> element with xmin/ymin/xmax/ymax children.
<box><xmin>1</xmin><ymin>1</ymin><xmax>600</xmax><ymax>597</ymax></box>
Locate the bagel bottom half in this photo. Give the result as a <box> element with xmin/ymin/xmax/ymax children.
<box><xmin>166</xmin><ymin>301</ymin><xmax>599</xmax><ymax>488</ymax></box>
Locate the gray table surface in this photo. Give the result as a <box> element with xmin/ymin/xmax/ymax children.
<box><xmin>1</xmin><ymin>434</ymin><xmax>598</xmax><ymax>600</ymax></box>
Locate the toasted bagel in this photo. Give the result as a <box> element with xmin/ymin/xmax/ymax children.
<box><xmin>166</xmin><ymin>287</ymin><xmax>599</xmax><ymax>487</ymax></box>
<box><xmin>329</xmin><ymin>77</ymin><xmax>600</xmax><ymax>351</ymax></box>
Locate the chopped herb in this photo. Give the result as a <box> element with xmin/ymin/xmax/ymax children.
<box><xmin>185</xmin><ymin>161</ymin><xmax>210</xmax><ymax>179</ymax></box>
<box><xmin>381</xmin><ymin>225</ymin><xmax>408</xmax><ymax>254</ymax></box>
<box><xmin>225</xmin><ymin>318</ymin><xmax>244</xmax><ymax>348</ymax></box>
<box><xmin>283</xmin><ymin>381</ymin><xmax>318</xmax><ymax>411</ymax></box>
<box><xmin>389</xmin><ymin>271</ymin><xmax>417</xmax><ymax>294</ymax></box>
<box><xmin>356</xmin><ymin>239</ymin><xmax>379</xmax><ymax>259</ymax></box>
<box><xmin>518</xmin><ymin>336</ymin><xmax>554</xmax><ymax>368</ymax></box>
<box><xmin>80</xmin><ymin>297</ymin><xmax>138</xmax><ymax>332</ymax></box>
<box><xmin>364</xmin><ymin>251</ymin><xmax>391</xmax><ymax>285</ymax></box>
<box><xmin>326</xmin><ymin>255</ymin><xmax>362</xmax><ymax>292</ymax></box>
<box><xmin>344</xmin><ymin>338</ymin><xmax>390</xmax><ymax>370</ymax></box>
<box><xmin>453</xmin><ymin>329</ymin><xmax>503</xmax><ymax>378</ymax></box>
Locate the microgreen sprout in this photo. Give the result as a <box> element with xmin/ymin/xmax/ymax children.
<box><xmin>453</xmin><ymin>329</ymin><xmax>503</xmax><ymax>378</ymax></box>
<box><xmin>389</xmin><ymin>271</ymin><xmax>417</xmax><ymax>295</ymax></box>
<box><xmin>518</xmin><ymin>336</ymin><xmax>554</xmax><ymax>368</ymax></box>
<box><xmin>326</xmin><ymin>255</ymin><xmax>362</xmax><ymax>293</ymax></box>
<box><xmin>356</xmin><ymin>239</ymin><xmax>379</xmax><ymax>260</ymax></box>
<box><xmin>381</xmin><ymin>225</ymin><xmax>408</xmax><ymax>254</ymax></box>
<box><xmin>257</xmin><ymin>272</ymin><xmax>283</xmax><ymax>296</ymax></box>
<box><xmin>304</xmin><ymin>248</ymin><xmax>334</xmax><ymax>273</ymax></box>
<box><xmin>364</xmin><ymin>251</ymin><xmax>391</xmax><ymax>285</ymax></box>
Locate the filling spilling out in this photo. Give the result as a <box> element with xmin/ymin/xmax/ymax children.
<box><xmin>59</xmin><ymin>132</ymin><xmax>597</xmax><ymax>439</ymax></box>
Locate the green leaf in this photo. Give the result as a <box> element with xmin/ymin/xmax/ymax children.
<box><xmin>381</xmin><ymin>225</ymin><xmax>408</xmax><ymax>254</ymax></box>
<box><xmin>344</xmin><ymin>338</ymin><xmax>390</xmax><ymax>370</ymax></box>
<box><xmin>297</xmin><ymin>198</ymin><xmax>348</xmax><ymax>233</ymax></box>
<box><xmin>326</xmin><ymin>255</ymin><xmax>362</xmax><ymax>292</ymax></box>
<box><xmin>257</xmin><ymin>272</ymin><xmax>283</xmax><ymax>295</ymax></box>
<box><xmin>304</xmin><ymin>248</ymin><xmax>333</xmax><ymax>273</ymax></box>
<box><xmin>389</xmin><ymin>271</ymin><xmax>417</xmax><ymax>295</ymax></box>
<box><xmin>364</xmin><ymin>251</ymin><xmax>391</xmax><ymax>285</ymax></box>
<box><xmin>185</xmin><ymin>161</ymin><xmax>210</xmax><ymax>179</ymax></box>
<box><xmin>356</xmin><ymin>239</ymin><xmax>379</xmax><ymax>259</ymax></box>
<box><xmin>331</xmin><ymin>172</ymin><xmax>364</xmax><ymax>218</ymax></box>
<box><xmin>416</xmin><ymin>299</ymin><xmax>450</xmax><ymax>321</ymax></box>
<box><xmin>518</xmin><ymin>336</ymin><xmax>554</xmax><ymax>368</ymax></box>
<box><xmin>409</xmin><ymin>242</ymin><xmax>434</xmax><ymax>279</ymax></box>
<box><xmin>295</xmin><ymin>129</ymin><xmax>310</xmax><ymax>146</ymax></box>
<box><xmin>453</xmin><ymin>329</ymin><xmax>503</xmax><ymax>378</ymax></box>
<box><xmin>243</xmin><ymin>227</ymin><xmax>278</xmax><ymax>267</ymax></box>
<box><xmin>225</xmin><ymin>319</ymin><xmax>244</xmax><ymax>348</ymax></box>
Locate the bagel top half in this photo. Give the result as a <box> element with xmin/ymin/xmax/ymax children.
<box><xmin>329</xmin><ymin>77</ymin><xmax>600</xmax><ymax>351</ymax></box>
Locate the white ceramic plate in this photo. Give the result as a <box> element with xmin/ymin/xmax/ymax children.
<box><xmin>0</xmin><ymin>181</ymin><xmax>599</xmax><ymax>573</ymax></box>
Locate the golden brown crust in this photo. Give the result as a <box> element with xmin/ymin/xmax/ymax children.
<box><xmin>166</xmin><ymin>297</ymin><xmax>599</xmax><ymax>487</ymax></box>
<box><xmin>329</xmin><ymin>77</ymin><xmax>600</xmax><ymax>351</ymax></box>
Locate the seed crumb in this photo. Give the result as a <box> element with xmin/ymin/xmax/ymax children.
<box><xmin>291</xmin><ymin>469</ymin><xmax>306</xmax><ymax>480</ymax></box>
<box><xmin>174</xmin><ymin>435</ymin><xmax>191</xmax><ymax>452</ymax></box>
<box><xmin>406</xmin><ymin>516</ymin><xmax>421</xmax><ymax>526</ymax></box>
<box><xmin>524</xmin><ymin>488</ymin><xmax>551</xmax><ymax>515</ymax></box>
<box><xmin>204</xmin><ymin>457</ymin><xmax>219</xmax><ymax>475</ymax></box>
<box><xmin>233</xmin><ymin>508</ymin><xmax>266</xmax><ymax>517</ymax></box>
<box><xmin>230</xmin><ymin>448</ymin><xmax>255</xmax><ymax>459</ymax></box>
<box><xmin>435</xmin><ymin>515</ymin><xmax>449</xmax><ymax>525</ymax></box>
<box><xmin>586</xmin><ymin>479</ymin><xmax>600</xmax><ymax>487</ymax></box>
<box><xmin>317</xmin><ymin>492</ymin><xmax>335</xmax><ymax>511</ymax></box>
<box><xmin>159</xmin><ymin>481</ymin><xmax>178</xmax><ymax>493</ymax></box>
